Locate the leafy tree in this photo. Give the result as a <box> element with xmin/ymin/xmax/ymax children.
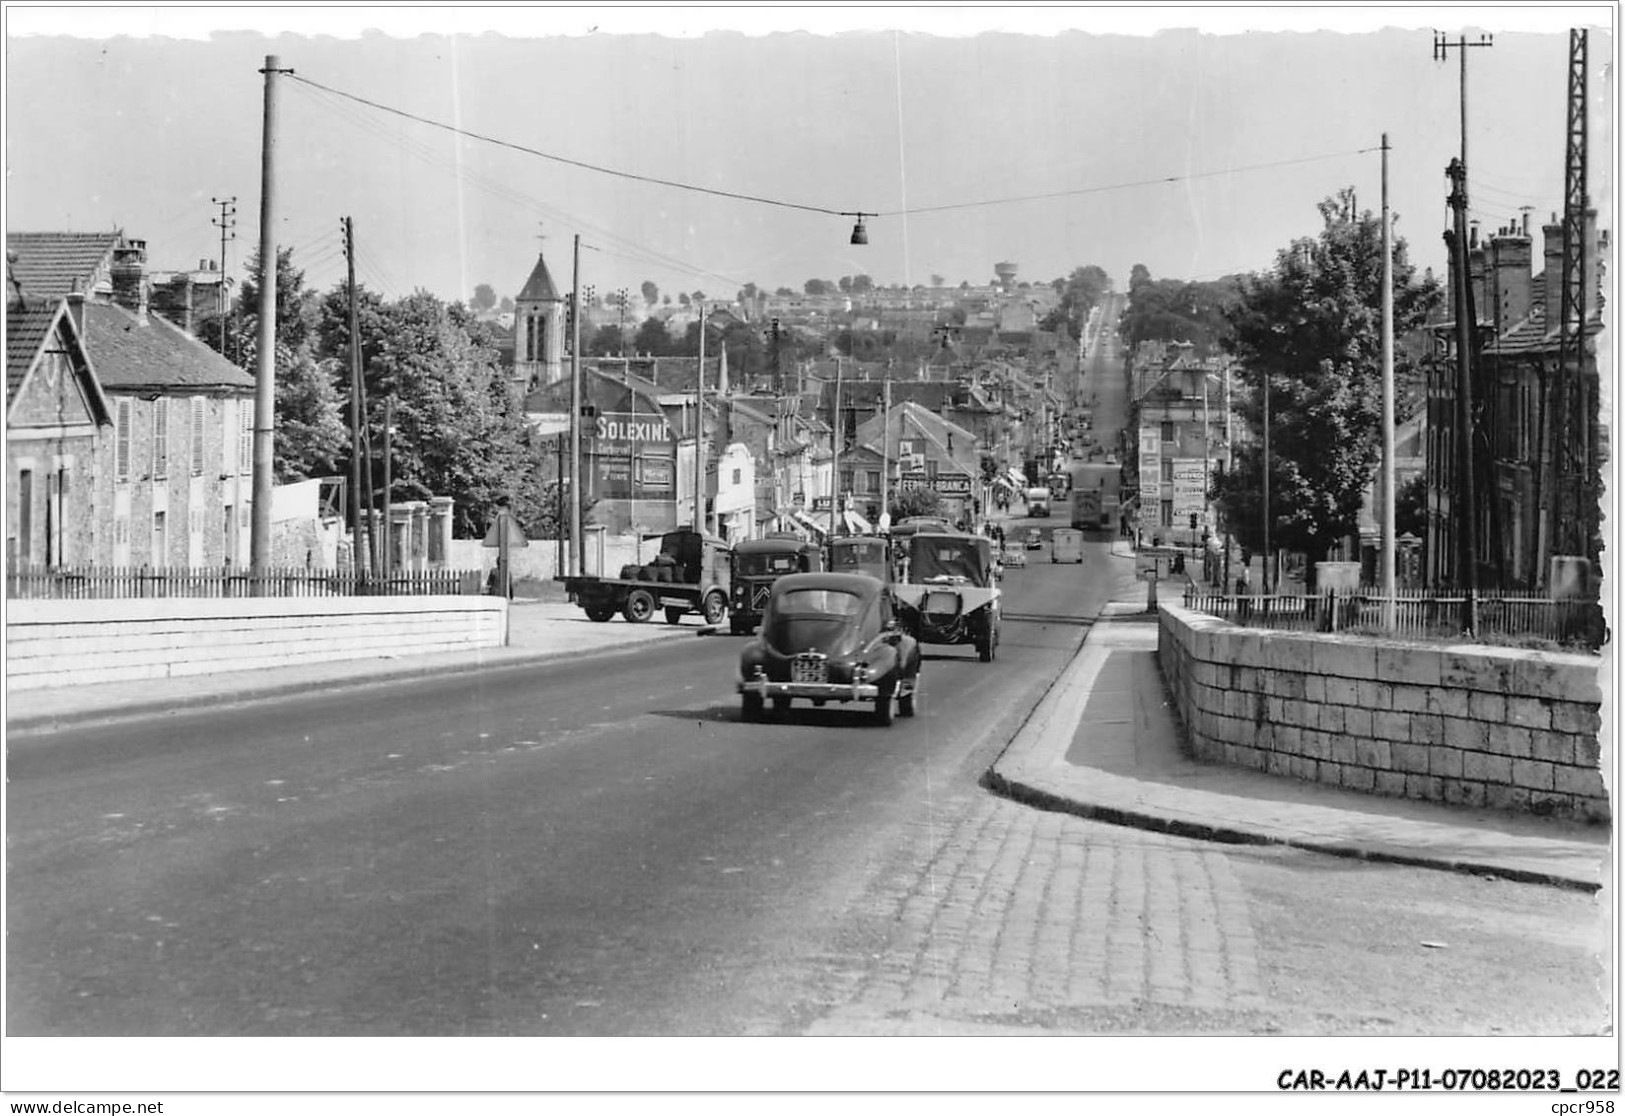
<box><xmin>1120</xmin><ymin>269</ymin><xmax>1243</xmax><ymax>354</ymax></box>
<box><xmin>498</xmin><ymin>296</ymin><xmax>515</xmax><ymax>314</ymax></box>
<box><xmin>471</xmin><ymin>283</ymin><xmax>497</xmax><ymax>313</ymax></box>
<box><xmin>775</xmin><ymin>286</ymin><xmax>794</xmax><ymax>297</ymax></box>
<box><xmin>1211</xmin><ymin>188</ymin><xmax>1442</xmax><ymax>587</ymax></box>
<box><xmin>640</xmin><ymin>280</ymin><xmax>659</xmax><ymax>307</ymax></box>
<box><xmin>586</xmin><ymin>323</ymin><xmax>624</xmax><ymax>357</ymax></box>
<box><xmin>838</xmin><ymin>276</ymin><xmax>853</xmax><ymax>294</ymax></box>
<box><xmin>804</xmin><ymin>278</ymin><xmax>834</xmax><ymax>296</ymax></box>
<box><xmin>889</xmin><ymin>487</ymin><xmax>945</xmax><ymax>522</ymax></box>
<box><xmin>678</xmin><ymin>292</ymin><xmax>691</xmax><ymax>307</ymax></box>
<box><xmin>632</xmin><ymin>316</ymin><xmax>672</xmax><ymax>355</ymax></box>
<box><xmin>228</xmin><ymin>247</ymin><xmax>346</xmax><ymax>482</ymax></box>
<box><xmin>850</xmin><ymin>274</ymin><xmax>874</xmax><ymax>293</ymax></box>
<box><xmin>930</xmin><ymin>274</ymin><xmax>945</xmax><ymax>289</ymax></box>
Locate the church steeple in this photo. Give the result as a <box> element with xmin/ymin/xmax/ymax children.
<box><xmin>513</xmin><ymin>248</ymin><xmax>565</xmax><ymax>389</ymax></box>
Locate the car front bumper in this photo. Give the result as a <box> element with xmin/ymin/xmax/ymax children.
<box><xmin>738</xmin><ymin>678</ymin><xmax>882</xmax><ymax>702</ymax></box>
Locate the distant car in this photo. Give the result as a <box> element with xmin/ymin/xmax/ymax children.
<box><xmin>1001</xmin><ymin>547</ymin><xmax>1027</xmax><ymax>569</ymax></box>
<box><xmin>892</xmin><ymin>531</ymin><xmax>1003</xmax><ymax>663</ymax></box>
<box><xmin>738</xmin><ymin>572</ymin><xmax>922</xmax><ymax>725</ymax></box>
<box><xmin>1025</xmin><ymin>527</ymin><xmax>1044</xmax><ymax>550</ymax></box>
<box><xmin>1104</xmin><ymin>453</ymin><xmax>1118</xmax><ymax>466</ymax></box>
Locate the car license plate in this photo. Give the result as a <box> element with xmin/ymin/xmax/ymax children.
<box><xmin>791</xmin><ymin>659</ymin><xmax>827</xmax><ymax>683</ymax></box>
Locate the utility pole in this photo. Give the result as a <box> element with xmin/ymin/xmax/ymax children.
<box><xmin>1446</xmin><ymin>159</ymin><xmax>1478</xmax><ymax>633</ymax></box>
<box><xmin>211</xmin><ymin>196</ymin><xmax>236</xmax><ymax>354</ymax></box>
<box><xmin>831</xmin><ymin>359</ymin><xmax>844</xmax><ymax>538</ymax></box>
<box><xmin>1380</xmin><ymin>133</ymin><xmax>1397</xmax><ymax>631</ymax></box>
<box><xmin>1548</xmin><ymin>27</ymin><xmax>1591</xmax><ymax>578</ymax></box>
<box><xmin>343</xmin><ymin>216</ymin><xmax>369</xmax><ymax>579</ymax></box>
<box><xmin>382</xmin><ymin>395</ymin><xmax>394</xmax><ymax>580</ymax></box>
<box><xmin>570</xmin><ymin>235</ymin><xmax>583</xmax><ymax>576</ymax></box>
<box><xmin>1261</xmin><ymin>367</ymin><xmax>1271</xmax><ymax>595</ymax></box>
<box><xmin>249</xmin><ymin>55</ymin><xmax>290</xmax><ymax>585</ymax></box>
<box><xmin>881</xmin><ymin>369</ymin><xmax>892</xmax><ymax>528</ymax></box>
<box><xmin>1434</xmin><ymin>29</ymin><xmax>1491</xmax><ymax>628</ymax></box>
<box><xmin>695</xmin><ymin>301</ymin><xmax>707</xmax><ymax>533</ymax></box>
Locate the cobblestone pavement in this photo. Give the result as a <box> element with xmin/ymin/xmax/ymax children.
<box><xmin>804</xmin><ymin>793</ymin><xmax>1274</xmax><ymax>1035</ymax></box>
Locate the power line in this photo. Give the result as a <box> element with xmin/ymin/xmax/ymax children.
<box><xmin>288</xmin><ymin>70</ymin><xmax>1379</xmax><ymax>231</ymax></box>
<box><xmin>289</xmin><ymin>72</ymin><xmax>841</xmax><ymax>218</ymax></box>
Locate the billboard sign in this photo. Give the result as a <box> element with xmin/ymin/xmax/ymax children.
<box><xmin>1171</xmin><ymin>458</ymin><xmax>1207</xmax><ymax>519</ymax></box>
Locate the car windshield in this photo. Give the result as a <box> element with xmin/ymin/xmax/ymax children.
<box><xmin>764</xmin><ymin>589</ymin><xmax>866</xmax><ymax>654</ymax></box>
<box><xmin>738</xmin><ymin>552</ymin><xmax>801</xmax><ymax>576</ymax></box>
<box><xmin>908</xmin><ymin>536</ymin><xmax>992</xmax><ymax>586</ymax></box>
<box><xmin>828</xmin><ymin>540</ymin><xmax>888</xmax><ymax>571</ymax></box>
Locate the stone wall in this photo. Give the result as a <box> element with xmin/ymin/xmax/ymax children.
<box><xmin>1158</xmin><ymin>602</ymin><xmax>1609</xmax><ymax>823</ymax></box>
<box><xmin>7</xmin><ymin>595</ymin><xmax>507</xmax><ymax>691</ymax></box>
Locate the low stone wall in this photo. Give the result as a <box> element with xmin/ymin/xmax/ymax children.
<box><xmin>1158</xmin><ymin>602</ymin><xmax>1609</xmax><ymax>823</ymax></box>
<box><xmin>6</xmin><ymin>596</ymin><xmax>508</xmax><ymax>691</ymax></box>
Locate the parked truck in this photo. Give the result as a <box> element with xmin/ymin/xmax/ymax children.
<box><xmin>557</xmin><ymin>527</ymin><xmax>731</xmax><ymax>625</ymax></box>
<box><xmin>1024</xmin><ymin>487</ymin><xmax>1052</xmax><ymax>517</ymax></box>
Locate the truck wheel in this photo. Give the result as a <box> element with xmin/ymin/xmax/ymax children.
<box><xmin>664</xmin><ymin>607</ymin><xmax>687</xmax><ymax>625</ymax></box>
<box><xmin>701</xmin><ymin>590</ymin><xmax>727</xmax><ymax>626</ymax></box>
<box><xmin>584</xmin><ymin>603</ymin><xmax>616</xmax><ymax>623</ymax></box>
<box><xmin>623</xmin><ymin>588</ymin><xmax>656</xmax><ymax>624</ymax></box>
<box><xmin>899</xmin><ymin>672</ymin><xmax>920</xmax><ymax>718</ymax></box>
<box><xmin>976</xmin><ymin>619</ymin><xmax>997</xmax><ymax>663</ymax></box>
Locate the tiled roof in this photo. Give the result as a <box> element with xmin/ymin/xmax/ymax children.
<box><xmin>7</xmin><ymin>299</ymin><xmax>56</xmax><ymax>406</ymax></box>
<box><xmin>516</xmin><ymin>252</ymin><xmax>561</xmax><ymax>303</ymax></box>
<box><xmin>6</xmin><ymin>231</ymin><xmax>122</xmax><ymax>300</ymax></box>
<box><xmin>81</xmin><ymin>300</ymin><xmax>254</xmax><ymax>392</ymax></box>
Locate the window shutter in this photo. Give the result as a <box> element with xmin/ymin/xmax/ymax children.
<box><xmin>116</xmin><ymin>400</ymin><xmax>132</xmax><ymax>482</ymax></box>
<box><xmin>191</xmin><ymin>397</ymin><xmax>206</xmax><ymax>475</ymax></box>
<box><xmin>152</xmin><ymin>400</ymin><xmax>169</xmax><ymax>479</ymax></box>
<box><xmin>240</xmin><ymin>399</ymin><xmax>254</xmax><ymax>475</ymax></box>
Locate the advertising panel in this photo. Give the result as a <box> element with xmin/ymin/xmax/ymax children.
<box><xmin>590</xmin><ymin>410</ymin><xmax>676</xmax><ymax>500</ymax></box>
<box><xmin>1171</xmin><ymin>458</ymin><xmax>1208</xmax><ymax>520</ymax></box>
<box><xmin>1139</xmin><ymin>426</ymin><xmax>1162</xmax><ymax>505</ymax></box>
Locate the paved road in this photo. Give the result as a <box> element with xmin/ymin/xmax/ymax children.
<box><xmin>6</xmin><ymin>541</ymin><xmax>1129</xmax><ymax>1036</ymax></box>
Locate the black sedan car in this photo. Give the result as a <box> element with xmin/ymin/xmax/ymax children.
<box><xmin>738</xmin><ymin>572</ymin><xmax>922</xmax><ymax>725</ymax></box>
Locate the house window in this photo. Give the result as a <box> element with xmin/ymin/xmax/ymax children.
<box><xmin>1160</xmin><ymin>420</ymin><xmax>1175</xmax><ymax>443</ymax></box>
<box><xmin>222</xmin><ymin>399</ymin><xmax>235</xmax><ymax>478</ymax></box>
<box><xmin>867</xmin><ymin>470</ymin><xmax>881</xmax><ymax>494</ymax></box>
<box><xmin>224</xmin><ymin>505</ymin><xmax>234</xmax><ymax>565</ymax></box>
<box><xmin>732</xmin><ymin>468</ymin><xmax>742</xmax><ymax>487</ymax></box>
<box><xmin>17</xmin><ymin>470</ymin><xmax>33</xmax><ymax>565</ymax></box>
<box><xmin>115</xmin><ymin>400</ymin><xmax>132</xmax><ymax>483</ymax></box>
<box><xmin>190</xmin><ymin>397</ymin><xmax>206</xmax><ymax>476</ymax></box>
<box><xmin>1160</xmin><ymin>500</ymin><xmax>1174</xmax><ymax>528</ymax></box>
<box><xmin>152</xmin><ymin>399</ymin><xmax>169</xmax><ymax>480</ymax></box>
<box><xmin>1161</xmin><ymin>459</ymin><xmax>1174</xmax><ymax>483</ymax></box>
<box><xmin>153</xmin><ymin>510</ymin><xmax>167</xmax><ymax>567</ymax></box>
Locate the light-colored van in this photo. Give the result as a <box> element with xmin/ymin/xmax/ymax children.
<box><xmin>1050</xmin><ymin>527</ymin><xmax>1084</xmax><ymax>564</ymax></box>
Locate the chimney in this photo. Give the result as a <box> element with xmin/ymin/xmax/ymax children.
<box><xmin>1488</xmin><ymin>225</ymin><xmax>1533</xmax><ymax>335</ymax></box>
<box><xmin>110</xmin><ymin>238</ymin><xmax>149</xmax><ymax>322</ymax></box>
<box><xmin>1468</xmin><ymin>231</ymin><xmax>1489</xmax><ymax>324</ymax></box>
<box><xmin>67</xmin><ymin>279</ymin><xmax>85</xmax><ymax>333</ymax></box>
<box><xmin>1542</xmin><ymin>217</ymin><xmax>1565</xmax><ymax>314</ymax></box>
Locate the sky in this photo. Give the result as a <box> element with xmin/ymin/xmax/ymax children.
<box><xmin>3</xmin><ymin>3</ymin><xmax>1621</xmax><ymax>1104</ymax></box>
<box><xmin>5</xmin><ymin>5</ymin><xmax>1615</xmax><ymax>316</ymax></box>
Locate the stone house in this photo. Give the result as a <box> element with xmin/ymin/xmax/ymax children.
<box><xmin>6</xmin><ymin>267</ymin><xmax>112</xmax><ymax>568</ymax></box>
<box><xmin>7</xmin><ymin>232</ymin><xmax>258</xmax><ymax>568</ymax></box>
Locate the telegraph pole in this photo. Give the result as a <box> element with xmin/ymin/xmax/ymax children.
<box><xmin>1380</xmin><ymin>133</ymin><xmax>1397</xmax><ymax>631</ymax></box>
<box><xmin>570</xmin><ymin>234</ymin><xmax>583</xmax><ymax>576</ymax></box>
<box><xmin>1434</xmin><ymin>30</ymin><xmax>1491</xmax><ymax>629</ymax></box>
<box><xmin>211</xmin><ymin>196</ymin><xmax>236</xmax><ymax>354</ymax></box>
<box><xmin>249</xmin><ymin>55</ymin><xmax>290</xmax><ymax>583</ymax></box>
<box><xmin>695</xmin><ymin>301</ymin><xmax>707</xmax><ymax>533</ymax></box>
<box><xmin>343</xmin><ymin>216</ymin><xmax>367</xmax><ymax>576</ymax></box>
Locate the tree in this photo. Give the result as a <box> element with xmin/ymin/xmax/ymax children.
<box><xmin>837</xmin><ymin>276</ymin><xmax>853</xmax><ymax>294</ymax></box>
<box><xmin>775</xmin><ymin>286</ymin><xmax>794</xmax><ymax>297</ymax></box>
<box><xmin>850</xmin><ymin>274</ymin><xmax>874</xmax><ymax>293</ymax></box>
<box><xmin>930</xmin><ymin>274</ymin><xmax>945</xmax><ymax>289</ymax></box>
<box><xmin>1396</xmin><ymin>473</ymin><xmax>1428</xmax><ymax>539</ymax></box>
<box><xmin>632</xmin><ymin>315</ymin><xmax>672</xmax><ymax>355</ymax></box>
<box><xmin>1211</xmin><ymin>188</ymin><xmax>1442</xmax><ymax>587</ymax></box>
<box><xmin>678</xmin><ymin>292</ymin><xmax>691</xmax><ymax>307</ymax></box>
<box><xmin>889</xmin><ymin>487</ymin><xmax>945</xmax><ymax>522</ymax></box>
<box><xmin>804</xmin><ymin>278</ymin><xmax>834</xmax><ymax>296</ymax></box>
<box><xmin>498</xmin><ymin>296</ymin><xmax>514</xmax><ymax>315</ymax></box>
<box><xmin>640</xmin><ymin>280</ymin><xmax>659</xmax><ymax>307</ymax></box>
<box><xmin>586</xmin><ymin>323</ymin><xmax>624</xmax><ymax>356</ymax></box>
<box><xmin>471</xmin><ymin>283</ymin><xmax>497</xmax><ymax>313</ymax></box>
<box><xmin>1120</xmin><ymin>270</ymin><xmax>1242</xmax><ymax>353</ymax></box>
<box><xmin>230</xmin><ymin>247</ymin><xmax>346</xmax><ymax>482</ymax></box>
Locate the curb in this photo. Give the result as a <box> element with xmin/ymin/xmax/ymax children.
<box><xmin>983</xmin><ymin>767</ymin><xmax>1601</xmax><ymax>893</ymax></box>
<box><xmin>7</xmin><ymin>624</ymin><xmax>705</xmax><ymax>734</ymax></box>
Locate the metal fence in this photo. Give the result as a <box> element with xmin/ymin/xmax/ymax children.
<box><xmin>1181</xmin><ymin>585</ymin><xmax>1607</xmax><ymax>651</ymax></box>
<box><xmin>7</xmin><ymin>565</ymin><xmax>485</xmax><ymax>600</ymax></box>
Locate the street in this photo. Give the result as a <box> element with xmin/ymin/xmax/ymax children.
<box><xmin>7</xmin><ymin>545</ymin><xmax>1607</xmax><ymax>1038</ymax></box>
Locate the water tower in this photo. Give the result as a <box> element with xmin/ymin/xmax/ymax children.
<box><xmin>993</xmin><ymin>261</ymin><xmax>1018</xmax><ymax>290</ymax></box>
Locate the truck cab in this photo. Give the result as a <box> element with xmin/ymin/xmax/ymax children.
<box><xmin>729</xmin><ymin>533</ymin><xmax>824</xmax><ymax>635</ymax></box>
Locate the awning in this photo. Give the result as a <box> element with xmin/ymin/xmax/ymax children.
<box><xmin>791</xmin><ymin>510</ymin><xmax>827</xmax><ymax>539</ymax></box>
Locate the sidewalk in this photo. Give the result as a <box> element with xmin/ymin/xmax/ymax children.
<box><xmin>986</xmin><ymin>540</ymin><xmax>1612</xmax><ymax>892</ymax></box>
<box><xmin>6</xmin><ymin>598</ymin><xmax>704</xmax><ymax>733</ymax></box>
